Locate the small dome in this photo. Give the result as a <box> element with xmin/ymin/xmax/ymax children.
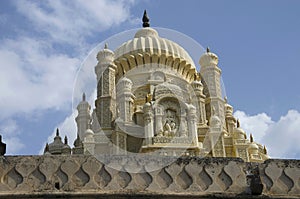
<box><xmin>84</xmin><ymin>129</ymin><xmax>94</xmax><ymax>137</ymax></box>
<box><xmin>117</xmin><ymin>77</ymin><xmax>133</xmax><ymax>92</ymax></box>
<box><xmin>249</xmin><ymin>142</ymin><xmax>259</xmax><ymax>150</ymax></box>
<box><xmin>199</xmin><ymin>48</ymin><xmax>219</xmax><ymax>67</ymax></box>
<box><xmin>234</xmin><ymin>127</ymin><xmax>246</xmax><ymax>139</ymax></box>
<box><xmin>97</xmin><ymin>44</ymin><xmax>114</xmax><ymax>64</ymax></box>
<box><xmin>143</xmin><ymin>102</ymin><xmax>152</xmax><ymax>111</ymax></box>
<box><xmin>48</xmin><ymin>129</ymin><xmax>64</xmax><ymax>154</ymax></box>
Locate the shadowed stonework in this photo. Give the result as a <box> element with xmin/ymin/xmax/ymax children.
<box><xmin>0</xmin><ymin>156</ymin><xmax>299</xmax><ymax>198</ymax></box>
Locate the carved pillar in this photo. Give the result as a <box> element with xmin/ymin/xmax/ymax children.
<box><xmin>179</xmin><ymin>109</ymin><xmax>187</xmax><ymax>137</ymax></box>
<box><xmin>209</xmin><ymin>114</ymin><xmax>226</xmax><ymax>157</ymax></box>
<box><xmin>225</xmin><ymin>101</ymin><xmax>236</xmax><ymax>135</ymax></box>
<box><xmin>187</xmin><ymin>104</ymin><xmax>198</xmax><ymax>144</ymax></box>
<box><xmin>155</xmin><ymin>106</ymin><xmax>163</xmax><ymax>136</ymax></box>
<box><xmin>191</xmin><ymin>80</ymin><xmax>207</xmax><ymax>125</ymax></box>
<box><xmin>115</xmin><ymin>132</ymin><xmax>127</xmax><ymax>155</ymax></box>
<box><xmin>117</xmin><ymin>77</ymin><xmax>135</xmax><ymax>123</ymax></box>
<box><xmin>143</xmin><ymin>102</ymin><xmax>154</xmax><ymax>145</ymax></box>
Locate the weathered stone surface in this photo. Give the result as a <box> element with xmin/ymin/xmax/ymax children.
<box><xmin>0</xmin><ymin>156</ymin><xmax>299</xmax><ymax>198</ymax></box>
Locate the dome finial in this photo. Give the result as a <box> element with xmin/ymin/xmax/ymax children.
<box><xmin>104</xmin><ymin>43</ymin><xmax>108</xmax><ymax>49</ymax></box>
<box><xmin>56</xmin><ymin>128</ymin><xmax>59</xmax><ymax>136</ymax></box>
<box><xmin>142</xmin><ymin>10</ymin><xmax>150</xmax><ymax>28</ymax></box>
<box><xmin>263</xmin><ymin>145</ymin><xmax>267</xmax><ymax>154</ymax></box>
<box><xmin>206</xmin><ymin>47</ymin><xmax>210</xmax><ymax>53</ymax></box>
<box><xmin>82</xmin><ymin>92</ymin><xmax>86</xmax><ymax>101</ymax></box>
<box><xmin>250</xmin><ymin>133</ymin><xmax>254</xmax><ymax>142</ymax></box>
<box><xmin>64</xmin><ymin>136</ymin><xmax>68</xmax><ymax>145</ymax></box>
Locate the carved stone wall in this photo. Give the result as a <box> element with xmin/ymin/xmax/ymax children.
<box><xmin>0</xmin><ymin>156</ymin><xmax>299</xmax><ymax>198</ymax></box>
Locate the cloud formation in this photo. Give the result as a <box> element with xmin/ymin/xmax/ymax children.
<box><xmin>14</xmin><ymin>0</ymin><xmax>135</xmax><ymax>45</ymax></box>
<box><xmin>0</xmin><ymin>0</ymin><xmax>137</xmax><ymax>154</ymax></box>
<box><xmin>234</xmin><ymin>110</ymin><xmax>300</xmax><ymax>159</ymax></box>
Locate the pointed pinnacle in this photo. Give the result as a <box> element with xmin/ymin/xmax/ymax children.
<box><xmin>56</xmin><ymin>128</ymin><xmax>59</xmax><ymax>136</ymax></box>
<box><xmin>142</xmin><ymin>10</ymin><xmax>150</xmax><ymax>28</ymax></box>
<box><xmin>64</xmin><ymin>136</ymin><xmax>68</xmax><ymax>145</ymax></box>
<box><xmin>82</xmin><ymin>92</ymin><xmax>86</xmax><ymax>101</ymax></box>
<box><xmin>206</xmin><ymin>47</ymin><xmax>210</xmax><ymax>53</ymax></box>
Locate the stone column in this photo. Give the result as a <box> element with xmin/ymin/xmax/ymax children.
<box><xmin>191</xmin><ymin>80</ymin><xmax>207</xmax><ymax>125</ymax></box>
<box><xmin>187</xmin><ymin>104</ymin><xmax>198</xmax><ymax>144</ymax></box>
<box><xmin>155</xmin><ymin>106</ymin><xmax>163</xmax><ymax>136</ymax></box>
<box><xmin>143</xmin><ymin>102</ymin><xmax>154</xmax><ymax>145</ymax></box>
<box><xmin>75</xmin><ymin>93</ymin><xmax>91</xmax><ymax>140</ymax></box>
<box><xmin>116</xmin><ymin>77</ymin><xmax>135</xmax><ymax>123</ymax></box>
<box><xmin>179</xmin><ymin>109</ymin><xmax>187</xmax><ymax>137</ymax></box>
<box><xmin>115</xmin><ymin>132</ymin><xmax>127</xmax><ymax>155</ymax></box>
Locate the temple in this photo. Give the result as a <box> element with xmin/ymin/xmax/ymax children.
<box><xmin>1</xmin><ymin>11</ymin><xmax>299</xmax><ymax>199</ymax></box>
<box><xmin>45</xmin><ymin>11</ymin><xmax>268</xmax><ymax>163</ymax></box>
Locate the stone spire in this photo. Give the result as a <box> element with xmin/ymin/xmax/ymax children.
<box><xmin>56</xmin><ymin>128</ymin><xmax>59</xmax><ymax>136</ymax></box>
<box><xmin>43</xmin><ymin>143</ymin><xmax>50</xmax><ymax>155</ymax></box>
<box><xmin>82</xmin><ymin>92</ymin><xmax>86</xmax><ymax>101</ymax></box>
<box><xmin>250</xmin><ymin>133</ymin><xmax>254</xmax><ymax>143</ymax></box>
<box><xmin>142</xmin><ymin>10</ymin><xmax>150</xmax><ymax>27</ymax></box>
<box><xmin>64</xmin><ymin>136</ymin><xmax>68</xmax><ymax>145</ymax></box>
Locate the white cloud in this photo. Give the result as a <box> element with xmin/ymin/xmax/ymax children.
<box><xmin>14</xmin><ymin>0</ymin><xmax>136</xmax><ymax>45</ymax></box>
<box><xmin>0</xmin><ymin>37</ymin><xmax>80</xmax><ymax>119</ymax></box>
<box><xmin>0</xmin><ymin>119</ymin><xmax>25</xmax><ymax>154</ymax></box>
<box><xmin>263</xmin><ymin>110</ymin><xmax>300</xmax><ymax>159</ymax></box>
<box><xmin>234</xmin><ymin>110</ymin><xmax>300</xmax><ymax>159</ymax></box>
<box><xmin>0</xmin><ymin>0</ymin><xmax>137</xmax><ymax>155</ymax></box>
<box><xmin>234</xmin><ymin>110</ymin><xmax>273</xmax><ymax>142</ymax></box>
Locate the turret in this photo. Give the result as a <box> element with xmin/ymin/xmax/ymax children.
<box><xmin>95</xmin><ymin>43</ymin><xmax>115</xmax><ymax>83</ymax></box>
<box><xmin>62</xmin><ymin>136</ymin><xmax>71</xmax><ymax>154</ymax></box>
<box><xmin>199</xmin><ymin>47</ymin><xmax>225</xmax><ymax>125</ymax></box>
<box><xmin>116</xmin><ymin>77</ymin><xmax>135</xmax><ymax>123</ymax></box>
<box><xmin>72</xmin><ymin>133</ymin><xmax>84</xmax><ymax>154</ymax></box>
<box><xmin>224</xmin><ymin>97</ymin><xmax>236</xmax><ymax>134</ymax></box>
<box><xmin>75</xmin><ymin>93</ymin><xmax>91</xmax><ymax>140</ymax></box>
<box><xmin>47</xmin><ymin>128</ymin><xmax>71</xmax><ymax>155</ymax></box>
<box><xmin>95</xmin><ymin>44</ymin><xmax>117</xmax><ymax>130</ymax></box>
<box><xmin>191</xmin><ymin>74</ymin><xmax>207</xmax><ymax>125</ymax></box>
<box><xmin>83</xmin><ymin>128</ymin><xmax>95</xmax><ymax>155</ymax></box>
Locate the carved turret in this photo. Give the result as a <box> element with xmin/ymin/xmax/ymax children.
<box><xmin>199</xmin><ymin>47</ymin><xmax>225</xmax><ymax>126</ymax></box>
<box><xmin>95</xmin><ymin>44</ymin><xmax>117</xmax><ymax>131</ymax></box>
<box><xmin>75</xmin><ymin>93</ymin><xmax>91</xmax><ymax>140</ymax></box>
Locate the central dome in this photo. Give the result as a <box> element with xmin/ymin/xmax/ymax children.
<box><xmin>114</xmin><ymin>27</ymin><xmax>195</xmax><ymax>68</ymax></box>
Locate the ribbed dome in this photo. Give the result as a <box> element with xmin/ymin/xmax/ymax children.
<box><xmin>114</xmin><ymin>27</ymin><xmax>195</xmax><ymax>68</ymax></box>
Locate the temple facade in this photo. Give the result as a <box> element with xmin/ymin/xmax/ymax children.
<box><xmin>45</xmin><ymin>11</ymin><xmax>268</xmax><ymax>163</ymax></box>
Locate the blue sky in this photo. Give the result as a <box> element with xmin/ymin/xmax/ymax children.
<box><xmin>0</xmin><ymin>0</ymin><xmax>299</xmax><ymax>158</ymax></box>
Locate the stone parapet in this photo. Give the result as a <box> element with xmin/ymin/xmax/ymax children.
<box><xmin>0</xmin><ymin>155</ymin><xmax>299</xmax><ymax>198</ymax></box>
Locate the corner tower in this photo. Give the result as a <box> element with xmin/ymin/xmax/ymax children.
<box><xmin>95</xmin><ymin>44</ymin><xmax>117</xmax><ymax>135</ymax></box>
<box><xmin>199</xmin><ymin>48</ymin><xmax>225</xmax><ymax>125</ymax></box>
